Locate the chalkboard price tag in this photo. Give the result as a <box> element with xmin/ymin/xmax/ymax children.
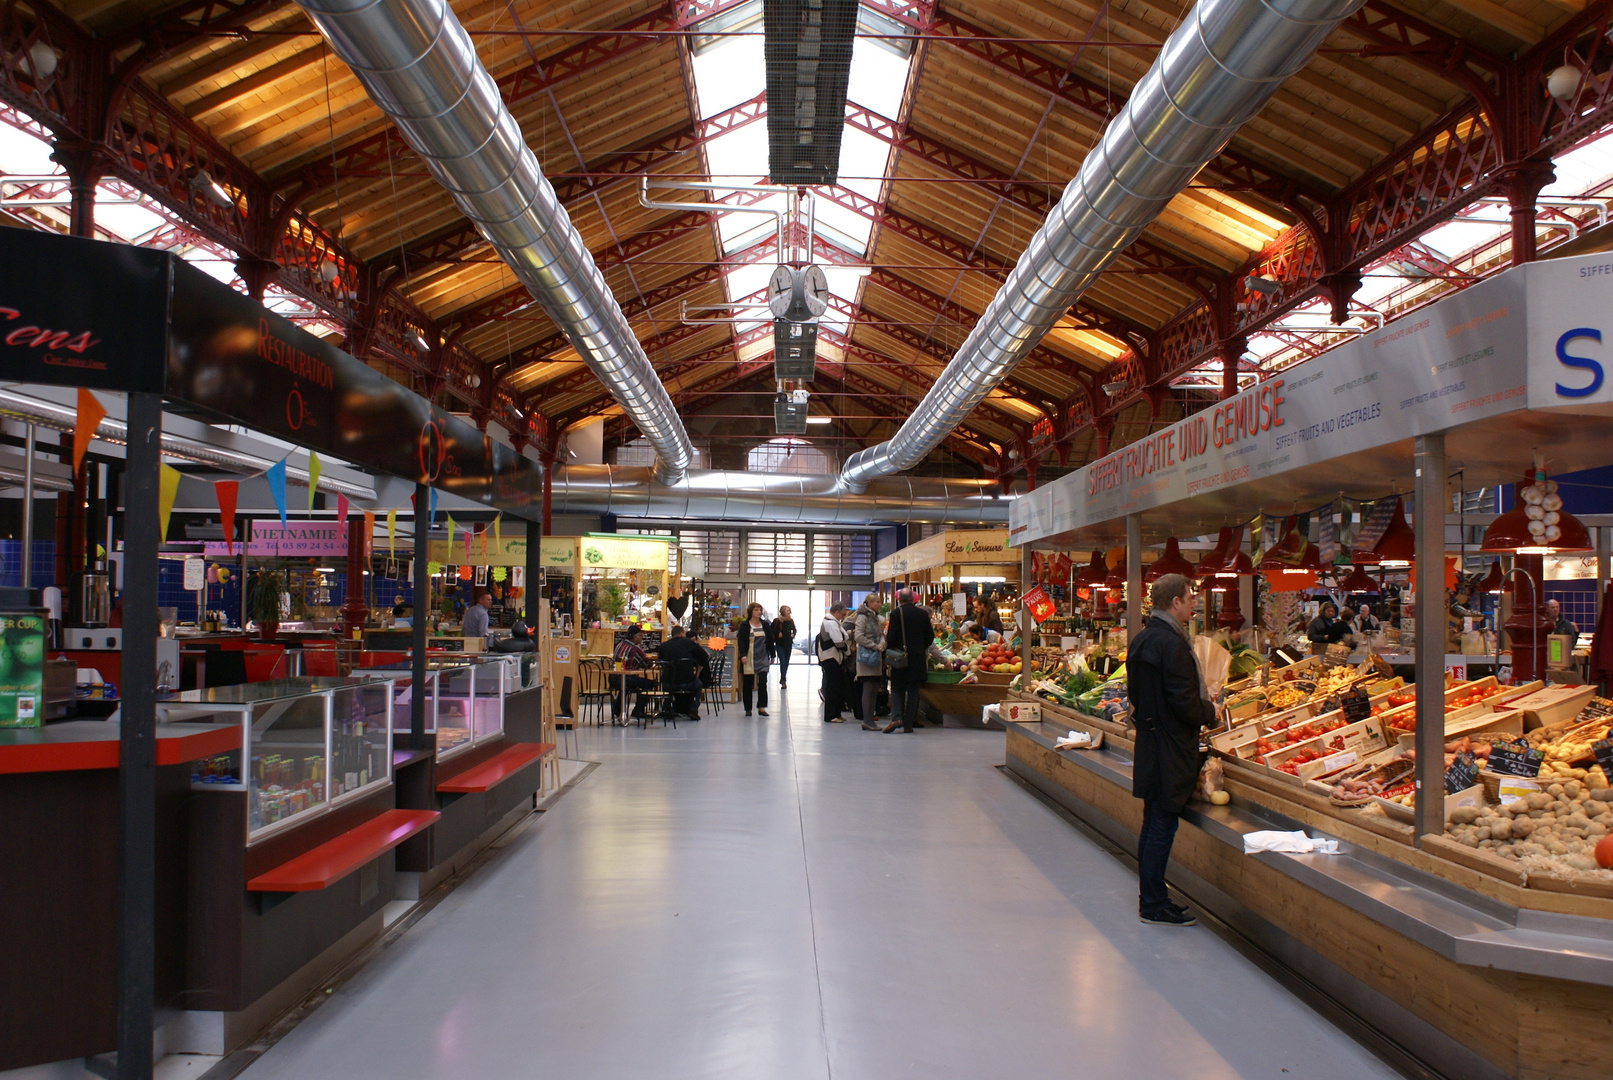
<box><xmin>1594</xmin><ymin>738</ymin><xmax>1613</xmax><ymax>784</ymax></box>
<box><xmin>1486</xmin><ymin>741</ymin><xmax>1544</xmax><ymax>778</ymax></box>
<box><xmin>1339</xmin><ymin>688</ymin><xmax>1373</xmax><ymax>723</ymax></box>
<box><xmin>1444</xmin><ymin>750</ymin><xmax>1480</xmax><ymax>795</ymax></box>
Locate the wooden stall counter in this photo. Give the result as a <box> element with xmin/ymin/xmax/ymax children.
<box><xmin>999</xmin><ymin>713</ymin><xmax>1613</xmax><ymax>1080</ymax></box>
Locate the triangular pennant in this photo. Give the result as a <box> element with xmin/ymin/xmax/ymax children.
<box><xmin>493</xmin><ymin>513</ymin><xmax>501</xmax><ymax>548</ymax></box>
<box><xmin>362</xmin><ymin>509</ymin><xmax>373</xmax><ymax>559</ymax></box>
<box><xmin>158</xmin><ymin>464</ymin><xmax>182</xmax><ymax>542</ymax></box>
<box><xmin>215</xmin><ymin>480</ymin><xmax>239</xmax><ymax>554</ymax></box>
<box><xmin>428</xmin><ymin>488</ymin><xmax>437</xmax><ymax>522</ymax></box>
<box><xmin>306</xmin><ymin>452</ymin><xmax>322</xmax><ymax>512</ymax></box>
<box><xmin>265</xmin><ymin>459</ymin><xmax>288</xmax><ymax>528</ymax></box>
<box><xmin>479</xmin><ymin>523</ymin><xmax>488</xmax><ymax>559</ymax></box>
<box><xmin>464</xmin><ymin>524</ymin><xmax>472</xmax><ymax>561</ymax></box>
<box><xmin>73</xmin><ymin>388</ymin><xmax>106</xmax><ymax>475</ymax></box>
<box><xmin>445</xmin><ymin>515</ymin><xmax>456</xmax><ymax>552</ymax></box>
<box><xmin>386</xmin><ymin>509</ymin><xmax>397</xmax><ymax>556</ymax></box>
<box><xmin>336</xmin><ymin>493</ymin><xmax>349</xmax><ymax>533</ymax></box>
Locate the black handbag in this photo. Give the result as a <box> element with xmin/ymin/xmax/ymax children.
<box><xmin>884</xmin><ymin>607</ymin><xmax>909</xmax><ymax>669</ymax></box>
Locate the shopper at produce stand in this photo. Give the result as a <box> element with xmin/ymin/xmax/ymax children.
<box><xmin>1128</xmin><ymin>573</ymin><xmax>1216</xmax><ymax>927</ymax></box>
<box><xmin>853</xmin><ymin>593</ymin><xmax>887</xmax><ymax>731</ymax></box>
<box><xmin>771</xmin><ymin>606</ymin><xmax>797</xmax><ymax>688</ymax></box>
<box><xmin>883</xmin><ymin>588</ymin><xmax>935</xmax><ymax>734</ymax></box>
<box><xmin>817</xmin><ymin>604</ymin><xmax>850</xmax><ymax>723</ymax></box>
<box><xmin>737</xmin><ymin>603</ymin><xmax>775</xmax><ymax>717</ymax></box>
<box><xmin>1547</xmin><ymin>598</ymin><xmax>1578</xmax><ymax>637</ymax></box>
<box><xmin>1355</xmin><ymin>604</ymin><xmax>1380</xmax><ymax>633</ymax></box>
<box><xmin>1307</xmin><ymin>600</ymin><xmax>1350</xmax><ymax>649</ymax></box>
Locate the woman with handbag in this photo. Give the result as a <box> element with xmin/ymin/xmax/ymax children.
<box><xmin>851</xmin><ymin>593</ymin><xmax>886</xmax><ymax>731</ymax></box>
<box><xmin>736</xmin><ymin>602</ymin><xmax>774</xmax><ymax>717</ymax></box>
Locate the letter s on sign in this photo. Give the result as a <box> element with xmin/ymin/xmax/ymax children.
<box><xmin>1556</xmin><ymin>328</ymin><xmax>1605</xmax><ymax>399</ymax></box>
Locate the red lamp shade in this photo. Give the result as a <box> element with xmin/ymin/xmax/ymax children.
<box><xmin>1339</xmin><ymin>564</ymin><xmax>1381</xmax><ymax>593</ymax></box>
<box><xmin>1195</xmin><ymin>526</ymin><xmax>1237</xmax><ymax>578</ymax></box>
<box><xmin>1476</xmin><ymin>560</ymin><xmax>1504</xmax><ymax>593</ymax></box>
<box><xmin>1104</xmin><ymin>552</ymin><xmax>1127</xmax><ymax>593</ymax></box>
<box><xmin>1296</xmin><ymin>542</ymin><xmax>1323</xmax><ymax>571</ymax></box>
<box><xmin>1076</xmin><ymin>550</ymin><xmax>1109</xmax><ymax>590</ymax></box>
<box><xmin>1481</xmin><ymin>473</ymin><xmax>1592</xmax><ymax>555</ymax></box>
<box><xmin>1212</xmin><ymin>526</ymin><xmax>1254</xmax><ymax>578</ymax></box>
<box><xmin>1258</xmin><ymin>516</ymin><xmax>1304</xmax><ymax>570</ymax></box>
<box><xmin>1145</xmin><ymin>537</ymin><xmax>1195</xmax><ymax>582</ymax></box>
<box><xmin>1359</xmin><ymin>497</ymin><xmax>1415</xmax><ymax>567</ymax></box>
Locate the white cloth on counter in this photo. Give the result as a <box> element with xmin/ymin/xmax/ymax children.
<box><xmin>1242</xmin><ymin>830</ymin><xmax>1340</xmax><ymax>855</ymax></box>
<box><xmin>1054</xmin><ymin>731</ymin><xmax>1094</xmax><ymax>750</ymax></box>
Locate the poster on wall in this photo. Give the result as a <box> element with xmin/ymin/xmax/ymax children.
<box><xmin>0</xmin><ymin>612</ymin><xmax>46</xmax><ymax>729</ymax></box>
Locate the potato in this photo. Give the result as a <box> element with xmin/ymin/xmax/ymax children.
<box><xmin>1460</xmin><ymin>834</ymin><xmax>1481</xmax><ymax>848</ymax></box>
<box><xmin>1529</xmin><ymin>793</ymin><xmax>1554</xmax><ymax>809</ymax></box>
<box><xmin>1513</xmin><ymin>818</ymin><xmax>1537</xmax><ymax>837</ymax></box>
<box><xmin>1472</xmin><ymin>827</ymin><xmax>1492</xmax><ymax>841</ymax></box>
<box><xmin>1594</xmin><ymin>789</ymin><xmax>1613</xmax><ymax>803</ymax></box>
<box><xmin>1548</xmin><ymin>783</ymin><xmax>1566</xmax><ymax>797</ymax></box>
<box><xmin>1565</xmin><ymin>781</ymin><xmax>1584</xmax><ymax>800</ymax></box>
<box><xmin>1587</xmin><ymin>772</ymin><xmax>1609</xmax><ymax>791</ymax></box>
<box><xmin>1490</xmin><ymin>818</ymin><xmax>1513</xmax><ymax>841</ymax></box>
<box><xmin>1570</xmin><ymin>813</ymin><xmax>1594</xmax><ymax>830</ymax></box>
<box><xmin>1450</xmin><ymin>806</ymin><xmax>1480</xmax><ymax>825</ymax></box>
<box><xmin>1549</xmin><ymin>841</ymin><xmax>1570</xmax><ymax>855</ymax></box>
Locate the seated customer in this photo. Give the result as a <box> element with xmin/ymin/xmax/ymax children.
<box><xmin>653</xmin><ymin>625</ymin><xmax>710</xmax><ymax>720</ymax></box>
<box><xmin>612</xmin><ymin>625</ymin><xmax>653</xmax><ymax>721</ymax></box>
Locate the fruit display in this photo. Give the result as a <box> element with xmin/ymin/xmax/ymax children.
<box><xmin>1265</xmin><ymin>685</ymin><xmax>1307</xmax><ymax>710</ymax></box>
<box><xmin>969</xmin><ymin>642</ymin><xmax>1022</xmax><ymax>674</ymax></box>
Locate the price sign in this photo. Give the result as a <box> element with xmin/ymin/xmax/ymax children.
<box><xmin>1444</xmin><ymin>750</ymin><xmax>1480</xmax><ymax>794</ymax></box>
<box><xmin>1594</xmin><ymin>738</ymin><xmax>1613</xmax><ymax>785</ymax></box>
<box><xmin>1022</xmin><ymin>585</ymin><xmax>1056</xmax><ymax>625</ymax></box>
<box><xmin>1339</xmin><ymin>688</ymin><xmax>1372</xmax><ymax>723</ymax></box>
<box><xmin>1486</xmin><ymin>741</ymin><xmax>1544</xmax><ymax>778</ymax></box>
<box><xmin>1445</xmin><ymin>659</ymin><xmax>1467</xmax><ymax>682</ymax></box>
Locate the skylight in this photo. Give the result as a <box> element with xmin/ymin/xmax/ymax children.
<box><xmin>687</xmin><ymin>0</ymin><xmax>915</xmax><ymax>320</ymax></box>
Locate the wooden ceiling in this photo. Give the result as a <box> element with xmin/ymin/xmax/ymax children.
<box><xmin>27</xmin><ymin>0</ymin><xmax>1607</xmax><ymax>475</ymax></box>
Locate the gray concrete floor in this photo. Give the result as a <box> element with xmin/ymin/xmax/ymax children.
<box><xmin>237</xmin><ymin>663</ymin><xmax>1403</xmax><ymax>1080</ymax></box>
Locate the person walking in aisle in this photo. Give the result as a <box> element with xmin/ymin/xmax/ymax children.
<box><xmin>817</xmin><ymin>603</ymin><xmax>850</xmax><ymax>723</ymax></box>
<box><xmin>852</xmin><ymin>593</ymin><xmax>886</xmax><ymax>731</ymax></box>
<box><xmin>1128</xmin><ymin>573</ymin><xmax>1215</xmax><ymax>927</ymax></box>
<box><xmin>736</xmin><ymin>603</ymin><xmax>774</xmax><ymax>717</ymax></box>
<box><xmin>883</xmin><ymin>588</ymin><xmax>934</xmax><ymax>734</ymax></box>
<box><xmin>771</xmin><ymin>606</ymin><xmax>797</xmax><ymax>688</ymax></box>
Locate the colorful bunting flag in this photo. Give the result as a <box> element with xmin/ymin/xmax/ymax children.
<box><xmin>265</xmin><ymin>459</ymin><xmax>288</xmax><ymax>527</ymax></box>
<box><xmin>361</xmin><ymin>509</ymin><xmax>373</xmax><ymax>559</ymax></box>
<box><xmin>387</xmin><ymin>510</ymin><xmax>397</xmax><ymax>556</ymax></box>
<box><xmin>215</xmin><ymin>480</ymin><xmax>239</xmax><ymax>554</ymax></box>
<box><xmin>306</xmin><ymin>452</ymin><xmax>322</xmax><ymax>512</ymax></box>
<box><xmin>336</xmin><ymin>493</ymin><xmax>349</xmax><ymax>533</ymax></box>
<box><xmin>72</xmin><ymin>388</ymin><xmax>106</xmax><ymax>475</ymax></box>
<box><xmin>158</xmin><ymin>464</ymin><xmax>181</xmax><ymax>542</ymax></box>
<box><xmin>445</xmin><ymin>515</ymin><xmax>456</xmax><ymax>552</ymax></box>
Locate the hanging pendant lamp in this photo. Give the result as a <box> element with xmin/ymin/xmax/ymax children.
<box><xmin>1353</xmin><ymin>497</ymin><xmax>1415</xmax><ymax>567</ymax></box>
<box><xmin>1481</xmin><ymin>471</ymin><xmax>1592</xmax><ymax>555</ymax></box>
<box><xmin>1195</xmin><ymin>526</ymin><xmax>1237</xmax><ymax>578</ymax></box>
<box><xmin>1476</xmin><ymin>560</ymin><xmax>1504</xmax><ymax>593</ymax></box>
<box><xmin>1145</xmin><ymin>537</ymin><xmax>1195</xmax><ymax>582</ymax></box>
<box><xmin>1339</xmin><ymin>564</ymin><xmax>1381</xmax><ymax>593</ymax></box>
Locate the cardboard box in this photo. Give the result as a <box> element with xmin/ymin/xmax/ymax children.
<box><xmin>1000</xmin><ymin>700</ymin><xmax>1041</xmax><ymax>724</ymax></box>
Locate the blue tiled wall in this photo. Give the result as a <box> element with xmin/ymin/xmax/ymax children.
<box><xmin>0</xmin><ymin>540</ymin><xmax>56</xmax><ymax>589</ymax></box>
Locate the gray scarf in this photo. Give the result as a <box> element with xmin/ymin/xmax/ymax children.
<box><xmin>1152</xmin><ymin>608</ymin><xmax>1191</xmax><ymax>643</ymax></box>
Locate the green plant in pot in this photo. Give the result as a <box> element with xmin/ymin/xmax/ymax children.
<box><xmin>596</xmin><ymin>580</ymin><xmax>627</xmax><ymax>625</ymax></box>
<box><xmin>249</xmin><ymin>566</ymin><xmax>286</xmax><ymax>641</ymax></box>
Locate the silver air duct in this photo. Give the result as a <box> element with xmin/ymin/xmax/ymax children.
<box><xmin>840</xmin><ymin>0</ymin><xmax>1364</xmax><ymax>489</ymax></box>
<box><xmin>550</xmin><ymin>467</ymin><xmax>1011</xmax><ymax>525</ymax></box>
<box><xmin>294</xmin><ymin>0</ymin><xmax>694</xmax><ymax>485</ymax></box>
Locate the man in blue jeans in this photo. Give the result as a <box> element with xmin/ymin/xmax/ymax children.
<box><xmin>1127</xmin><ymin>573</ymin><xmax>1215</xmax><ymax>926</ymax></box>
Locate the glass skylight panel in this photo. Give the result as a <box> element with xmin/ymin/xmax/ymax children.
<box><xmin>689</xmin><ymin>3</ymin><xmax>764</xmax><ymax>118</ymax></box>
<box><xmin>846</xmin><ymin>13</ymin><xmax>914</xmax><ymax>119</ymax></box>
<box><xmin>0</xmin><ymin>120</ymin><xmax>56</xmax><ymax>173</ymax></box>
<box><xmin>1543</xmin><ymin>129</ymin><xmax>1613</xmax><ymax>197</ymax></box>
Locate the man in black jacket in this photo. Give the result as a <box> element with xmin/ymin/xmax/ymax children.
<box><xmin>883</xmin><ymin>588</ymin><xmax>935</xmax><ymax>733</ymax></box>
<box><xmin>1127</xmin><ymin>573</ymin><xmax>1215</xmax><ymax>926</ymax></box>
<box><xmin>653</xmin><ymin>625</ymin><xmax>710</xmax><ymax>720</ymax></box>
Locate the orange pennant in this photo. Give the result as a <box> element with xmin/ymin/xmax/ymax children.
<box><xmin>215</xmin><ymin>480</ymin><xmax>239</xmax><ymax>554</ymax></box>
<box><xmin>72</xmin><ymin>388</ymin><xmax>106</xmax><ymax>474</ymax></box>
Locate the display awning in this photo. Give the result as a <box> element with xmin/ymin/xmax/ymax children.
<box><xmin>875</xmin><ymin>528</ymin><xmax>1011</xmax><ymax>579</ymax></box>
<box><xmin>1011</xmin><ymin>251</ymin><xmax>1613</xmax><ymax>549</ymax></box>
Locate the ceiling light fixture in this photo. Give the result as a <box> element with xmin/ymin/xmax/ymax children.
<box><xmin>805</xmin><ymin>415</ymin><xmax>833</xmax><ymax>425</ymax></box>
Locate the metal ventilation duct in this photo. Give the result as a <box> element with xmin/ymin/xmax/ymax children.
<box><xmin>550</xmin><ymin>467</ymin><xmax>1010</xmax><ymax>525</ymax></box>
<box><xmin>765</xmin><ymin>0</ymin><xmax>858</xmax><ymax>185</ymax></box>
<box><xmin>839</xmin><ymin>0</ymin><xmax>1366</xmax><ymax>489</ymax></box>
<box><xmin>293</xmin><ymin>0</ymin><xmax>694</xmax><ymax>485</ymax></box>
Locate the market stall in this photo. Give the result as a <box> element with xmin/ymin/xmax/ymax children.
<box><xmin>1003</xmin><ymin>248</ymin><xmax>1613</xmax><ymax>1079</ymax></box>
<box><xmin>874</xmin><ymin>530</ymin><xmax>1024</xmax><ymax>724</ymax></box>
<box><xmin>0</xmin><ymin>227</ymin><xmax>555</xmax><ymax>1072</ymax></box>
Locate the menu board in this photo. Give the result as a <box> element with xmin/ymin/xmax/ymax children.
<box><xmin>1486</xmin><ymin>741</ymin><xmax>1545</xmax><ymax>778</ymax></box>
<box><xmin>1444</xmin><ymin>750</ymin><xmax>1480</xmax><ymax>794</ymax></box>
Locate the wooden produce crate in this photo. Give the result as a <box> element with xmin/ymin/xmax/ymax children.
<box><xmin>1262</xmin><ymin>716</ymin><xmax>1392</xmax><ymax>786</ymax></box>
<box><xmin>1209</xmin><ymin>721</ymin><xmax>1270</xmax><ymax>761</ymax></box>
<box><xmin>1375</xmin><ymin>783</ymin><xmax>1485</xmax><ymax>823</ymax></box>
<box><xmin>1504</xmin><ymin>684</ymin><xmax>1596</xmax><ymax>731</ymax></box>
<box><xmin>1392</xmin><ymin>707</ymin><xmax>1525</xmax><ymax>752</ymax></box>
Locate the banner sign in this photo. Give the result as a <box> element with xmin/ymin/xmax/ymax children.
<box><xmin>167</xmin><ymin>261</ymin><xmax>541</xmax><ymax>515</ymax></box>
<box><xmin>1022</xmin><ymin>585</ymin><xmax>1055</xmax><ymax>624</ymax></box>
<box><xmin>429</xmin><ymin>536</ymin><xmax>529</xmax><ymax>566</ymax></box>
<box><xmin>1012</xmin><ymin>256</ymin><xmax>1563</xmax><ymax>545</ymax></box>
<box><xmin>204</xmin><ymin>521</ymin><xmax>347</xmax><ymax>559</ymax></box>
<box><xmin>580</xmin><ymin>535</ymin><xmax>671</xmax><ymax>570</ymax></box>
<box><xmin>0</xmin><ymin>229</ymin><xmax>169</xmax><ymax>393</ymax></box>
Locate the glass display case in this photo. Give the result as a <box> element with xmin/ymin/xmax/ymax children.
<box><xmin>352</xmin><ymin>658</ymin><xmax>511</xmax><ymax>760</ymax></box>
<box><xmin>158</xmin><ymin>677</ymin><xmax>395</xmax><ymax>841</ymax></box>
